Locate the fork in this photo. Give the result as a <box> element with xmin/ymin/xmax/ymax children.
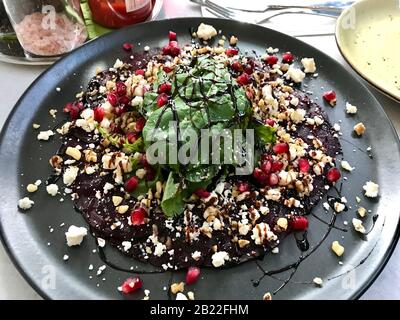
<box><xmin>190</xmin><ymin>0</ymin><xmax>344</xmax><ymax>22</ymax></box>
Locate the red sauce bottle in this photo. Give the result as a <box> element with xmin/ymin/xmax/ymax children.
<box><xmin>88</xmin><ymin>0</ymin><xmax>154</xmax><ymax>28</ymax></box>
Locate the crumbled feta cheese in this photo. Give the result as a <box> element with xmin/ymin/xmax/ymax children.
<box><xmin>290</xmin><ymin>108</ymin><xmax>306</xmax><ymax>123</ymax></box>
<box><xmin>18</xmin><ymin>197</ymin><xmax>34</xmax><ymax>210</ymax></box>
<box><xmin>333</xmin><ymin>123</ymin><xmax>341</xmax><ymax>132</ymax></box>
<box><xmin>334</xmin><ymin>202</ymin><xmax>346</xmax><ymax>213</ymax></box>
<box><xmin>65</xmin><ymin>225</ymin><xmax>87</xmax><ymax>246</ymax></box>
<box><xmin>63</xmin><ymin>166</ymin><xmax>79</xmax><ymax>186</ymax></box>
<box><xmin>196</xmin><ymin>23</ymin><xmax>217</xmax><ymax>40</ymax></box>
<box><xmin>46</xmin><ymin>184</ymin><xmax>59</xmax><ymax>196</ymax></box>
<box><xmin>192</xmin><ymin>251</ymin><xmax>201</xmax><ymax>261</ymax></box>
<box><xmin>323</xmin><ymin>202</ymin><xmax>330</xmax><ymax>211</ymax></box>
<box><xmin>63</xmin><ymin>255</ymin><xmax>69</xmax><ymax>261</ymax></box>
<box><xmin>346</xmin><ymin>102</ymin><xmax>358</xmax><ymax>114</ymax></box>
<box><xmin>301</xmin><ymin>58</ymin><xmax>317</xmax><ymax>73</ymax></box>
<box><xmin>103</xmin><ymin>182</ymin><xmax>114</xmax><ymax>194</ymax></box>
<box><xmin>251</xmin><ymin>222</ymin><xmax>277</xmax><ymax>245</ymax></box>
<box><xmin>313</xmin><ymin>277</ymin><xmax>323</xmax><ymax>286</ymax></box>
<box><xmin>211</xmin><ymin>251</ymin><xmax>229</xmax><ymax>267</ymax></box>
<box><xmin>122</xmin><ymin>241</ymin><xmax>132</xmax><ymax>252</ymax></box>
<box><xmin>285</xmin><ymin>67</ymin><xmax>305</xmax><ymax>83</ymax></box>
<box><xmin>153</xmin><ymin>242</ymin><xmax>166</xmax><ymax>257</ymax></box>
<box><xmin>341</xmin><ymin>160</ymin><xmax>354</xmax><ymax>172</ymax></box>
<box><xmin>113</xmin><ymin>59</ymin><xmax>124</xmax><ymax>69</ymax></box>
<box><xmin>37</xmin><ymin>130</ymin><xmax>54</xmax><ymax>141</ymax></box>
<box><xmin>363</xmin><ymin>181</ymin><xmax>379</xmax><ymax>198</ymax></box>
<box><xmin>176</xmin><ymin>293</ymin><xmax>188</xmax><ymax>300</ymax></box>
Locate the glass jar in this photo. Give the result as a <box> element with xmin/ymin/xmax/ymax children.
<box><xmin>3</xmin><ymin>0</ymin><xmax>87</xmax><ymax>58</ymax></box>
<box><xmin>88</xmin><ymin>0</ymin><xmax>154</xmax><ymax>29</ymax></box>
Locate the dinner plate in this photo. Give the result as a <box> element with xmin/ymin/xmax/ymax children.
<box><xmin>336</xmin><ymin>0</ymin><xmax>400</xmax><ymax>101</ymax></box>
<box><xmin>0</xmin><ymin>17</ymin><xmax>399</xmax><ymax>300</ymax></box>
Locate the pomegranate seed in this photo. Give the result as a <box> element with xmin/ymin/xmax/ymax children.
<box><xmin>237</xmin><ymin>181</ymin><xmax>249</xmax><ymax>193</ymax></box>
<box><xmin>135</xmin><ymin>117</ymin><xmax>146</xmax><ymax>132</ymax></box>
<box><xmin>298</xmin><ymin>158</ymin><xmax>310</xmax><ymax>173</ymax></box>
<box><xmin>290</xmin><ymin>216</ymin><xmax>309</xmax><ymax>231</ymax></box>
<box><xmin>261</xmin><ymin>154</ymin><xmax>272</xmax><ymax>162</ymax></box>
<box><xmin>121</xmin><ymin>277</ymin><xmax>142</xmax><ymax>294</ymax></box>
<box><xmin>265</xmin><ymin>119</ymin><xmax>275</xmax><ymax>126</ymax></box>
<box><xmin>326</xmin><ymin>167</ymin><xmax>341</xmax><ymax>183</ymax></box>
<box><xmin>116</xmin><ymin>82</ymin><xmax>127</xmax><ymax>96</ymax></box>
<box><xmin>163</xmin><ymin>65</ymin><xmax>174</xmax><ymax>73</ymax></box>
<box><xmin>169</xmin><ymin>31</ymin><xmax>177</xmax><ymax>41</ymax></box>
<box><xmin>253</xmin><ymin>168</ymin><xmax>268</xmax><ymax>186</ymax></box>
<box><xmin>69</xmin><ymin>105</ymin><xmax>80</xmax><ymax>120</ymax></box>
<box><xmin>123</xmin><ymin>43</ymin><xmax>133</xmax><ymax>51</ymax></box>
<box><xmin>237</xmin><ymin>73</ymin><xmax>251</xmax><ymax>86</ymax></box>
<box><xmin>273</xmin><ymin>143</ymin><xmax>289</xmax><ymax>154</ymax></box>
<box><xmin>231</xmin><ymin>61</ymin><xmax>242</xmax><ymax>72</ymax></box>
<box><xmin>93</xmin><ymin>107</ymin><xmax>105</xmax><ymax>122</ymax></box>
<box><xmin>115</xmin><ymin>105</ymin><xmax>126</xmax><ymax>116</ymax></box>
<box><xmin>139</xmin><ymin>155</ymin><xmax>150</xmax><ymax>168</ymax></box>
<box><xmin>169</xmin><ymin>43</ymin><xmax>181</xmax><ymax>57</ymax></box>
<box><xmin>110</xmin><ymin>123</ymin><xmax>122</xmax><ymax>134</ymax></box>
<box><xmin>162</xmin><ymin>44</ymin><xmax>171</xmax><ymax>55</ymax></box>
<box><xmin>269</xmin><ymin>173</ymin><xmax>279</xmax><ymax>186</ymax></box>
<box><xmin>244</xmin><ymin>64</ymin><xmax>253</xmax><ymax>75</ymax></box>
<box><xmin>195</xmin><ymin>188</ymin><xmax>210</xmax><ymax>198</ymax></box>
<box><xmin>124</xmin><ymin>176</ymin><xmax>139</xmax><ymax>193</ymax></box>
<box><xmin>135</xmin><ymin>69</ymin><xmax>145</xmax><ymax>76</ymax></box>
<box><xmin>186</xmin><ymin>267</ymin><xmax>201</xmax><ymax>285</ymax></box>
<box><xmin>119</xmin><ymin>95</ymin><xmax>131</xmax><ymax>106</ymax></box>
<box><xmin>75</xmin><ymin>101</ymin><xmax>84</xmax><ymax>110</ymax></box>
<box><xmin>282</xmin><ymin>52</ymin><xmax>294</xmax><ymax>63</ymax></box>
<box><xmin>246</xmin><ymin>89</ymin><xmax>253</xmax><ymax>100</ymax></box>
<box><xmin>226</xmin><ymin>48</ymin><xmax>239</xmax><ymax>56</ymax></box>
<box><xmin>265</xmin><ymin>55</ymin><xmax>278</xmax><ymax>65</ymax></box>
<box><xmin>271</xmin><ymin>161</ymin><xmax>284</xmax><ymax>172</ymax></box>
<box><xmin>158</xmin><ymin>82</ymin><xmax>172</xmax><ymax>94</ymax></box>
<box><xmin>130</xmin><ymin>207</ymin><xmax>146</xmax><ymax>225</ymax></box>
<box><xmin>261</xmin><ymin>161</ymin><xmax>272</xmax><ymax>174</ymax></box>
<box><xmin>157</xmin><ymin>93</ymin><xmax>169</xmax><ymax>108</ymax></box>
<box><xmin>63</xmin><ymin>102</ymin><xmax>73</xmax><ymax>113</ymax></box>
<box><xmin>323</xmin><ymin>90</ymin><xmax>337</xmax><ymax>106</ymax></box>
<box><xmin>145</xmin><ymin>167</ymin><xmax>156</xmax><ymax>181</ymax></box>
<box><xmin>107</xmin><ymin>92</ymin><xmax>118</xmax><ymax>107</ymax></box>
<box><xmin>126</xmin><ymin>132</ymin><xmax>137</xmax><ymax>144</ymax></box>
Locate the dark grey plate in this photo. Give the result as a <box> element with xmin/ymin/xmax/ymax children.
<box><xmin>1</xmin><ymin>17</ymin><xmax>399</xmax><ymax>300</ymax></box>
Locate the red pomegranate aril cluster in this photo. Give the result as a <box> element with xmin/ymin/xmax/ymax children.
<box><xmin>186</xmin><ymin>267</ymin><xmax>201</xmax><ymax>285</ymax></box>
<box><xmin>157</xmin><ymin>93</ymin><xmax>169</xmax><ymax>108</ymax></box>
<box><xmin>237</xmin><ymin>73</ymin><xmax>251</xmax><ymax>86</ymax></box>
<box><xmin>116</xmin><ymin>81</ymin><xmax>127</xmax><ymax>96</ymax></box>
<box><xmin>326</xmin><ymin>167</ymin><xmax>341</xmax><ymax>183</ymax></box>
<box><xmin>290</xmin><ymin>216</ymin><xmax>309</xmax><ymax>231</ymax></box>
<box><xmin>298</xmin><ymin>158</ymin><xmax>310</xmax><ymax>173</ymax></box>
<box><xmin>126</xmin><ymin>131</ymin><xmax>138</xmax><ymax>144</ymax></box>
<box><xmin>107</xmin><ymin>92</ymin><xmax>118</xmax><ymax>107</ymax></box>
<box><xmin>93</xmin><ymin>107</ymin><xmax>105</xmax><ymax>122</ymax></box>
<box><xmin>195</xmin><ymin>188</ymin><xmax>210</xmax><ymax>198</ymax></box>
<box><xmin>273</xmin><ymin>142</ymin><xmax>289</xmax><ymax>154</ymax></box>
<box><xmin>130</xmin><ymin>207</ymin><xmax>146</xmax><ymax>226</ymax></box>
<box><xmin>135</xmin><ymin>69</ymin><xmax>145</xmax><ymax>76</ymax></box>
<box><xmin>230</xmin><ymin>61</ymin><xmax>242</xmax><ymax>72</ymax></box>
<box><xmin>64</xmin><ymin>101</ymin><xmax>83</xmax><ymax>120</ymax></box>
<box><xmin>323</xmin><ymin>90</ymin><xmax>337</xmax><ymax>106</ymax></box>
<box><xmin>121</xmin><ymin>277</ymin><xmax>143</xmax><ymax>294</ymax></box>
<box><xmin>265</xmin><ymin>55</ymin><xmax>278</xmax><ymax>65</ymax></box>
<box><xmin>135</xmin><ymin>117</ymin><xmax>146</xmax><ymax>132</ymax></box>
<box><xmin>265</xmin><ymin>119</ymin><xmax>275</xmax><ymax>126</ymax></box>
<box><xmin>124</xmin><ymin>176</ymin><xmax>138</xmax><ymax>193</ymax></box>
<box><xmin>226</xmin><ymin>48</ymin><xmax>239</xmax><ymax>57</ymax></box>
<box><xmin>163</xmin><ymin>65</ymin><xmax>174</xmax><ymax>73</ymax></box>
<box><xmin>123</xmin><ymin>43</ymin><xmax>133</xmax><ymax>51</ymax></box>
<box><xmin>162</xmin><ymin>37</ymin><xmax>181</xmax><ymax>57</ymax></box>
<box><xmin>237</xmin><ymin>181</ymin><xmax>249</xmax><ymax>193</ymax></box>
<box><xmin>282</xmin><ymin>52</ymin><xmax>294</xmax><ymax>63</ymax></box>
<box><xmin>158</xmin><ymin>82</ymin><xmax>172</xmax><ymax>94</ymax></box>
<box><xmin>169</xmin><ymin>31</ymin><xmax>177</xmax><ymax>41</ymax></box>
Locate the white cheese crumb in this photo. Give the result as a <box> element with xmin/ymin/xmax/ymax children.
<box><xmin>333</xmin><ymin>123</ymin><xmax>341</xmax><ymax>132</ymax></box>
<box><xmin>37</xmin><ymin>130</ymin><xmax>54</xmax><ymax>141</ymax></box>
<box><xmin>153</xmin><ymin>242</ymin><xmax>166</xmax><ymax>257</ymax></box>
<box><xmin>334</xmin><ymin>202</ymin><xmax>345</xmax><ymax>213</ymax></box>
<box><xmin>97</xmin><ymin>238</ymin><xmax>106</xmax><ymax>247</ymax></box>
<box><xmin>121</xmin><ymin>241</ymin><xmax>132</xmax><ymax>252</ymax></box>
<box><xmin>32</xmin><ymin>123</ymin><xmax>40</xmax><ymax>129</ymax></box>
<box><xmin>65</xmin><ymin>225</ymin><xmax>87</xmax><ymax>247</ymax></box>
<box><xmin>63</xmin><ymin>166</ymin><xmax>79</xmax><ymax>186</ymax></box>
<box><xmin>313</xmin><ymin>277</ymin><xmax>323</xmax><ymax>286</ymax></box>
<box><xmin>18</xmin><ymin>197</ymin><xmax>34</xmax><ymax>210</ymax></box>
<box><xmin>346</xmin><ymin>102</ymin><xmax>358</xmax><ymax>114</ymax></box>
<box><xmin>301</xmin><ymin>58</ymin><xmax>317</xmax><ymax>73</ymax></box>
<box><xmin>341</xmin><ymin>160</ymin><xmax>354</xmax><ymax>172</ymax></box>
<box><xmin>363</xmin><ymin>181</ymin><xmax>379</xmax><ymax>198</ymax></box>
<box><xmin>176</xmin><ymin>293</ymin><xmax>188</xmax><ymax>300</ymax></box>
<box><xmin>27</xmin><ymin>184</ymin><xmax>38</xmax><ymax>193</ymax></box>
<box><xmin>192</xmin><ymin>251</ymin><xmax>201</xmax><ymax>261</ymax></box>
<box><xmin>63</xmin><ymin>255</ymin><xmax>69</xmax><ymax>261</ymax></box>
<box><xmin>211</xmin><ymin>251</ymin><xmax>229</xmax><ymax>267</ymax></box>
<box><xmin>46</xmin><ymin>184</ymin><xmax>59</xmax><ymax>196</ymax></box>
<box><xmin>196</xmin><ymin>23</ymin><xmax>217</xmax><ymax>40</ymax></box>
<box><xmin>285</xmin><ymin>67</ymin><xmax>306</xmax><ymax>83</ymax></box>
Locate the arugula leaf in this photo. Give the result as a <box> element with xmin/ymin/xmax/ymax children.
<box><xmin>254</xmin><ymin>124</ymin><xmax>277</xmax><ymax>144</ymax></box>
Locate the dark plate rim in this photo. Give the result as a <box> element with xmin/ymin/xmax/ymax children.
<box><xmin>1</xmin><ymin>17</ymin><xmax>399</xmax><ymax>300</ymax></box>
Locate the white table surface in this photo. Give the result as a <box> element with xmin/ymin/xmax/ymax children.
<box><xmin>1</xmin><ymin>0</ymin><xmax>399</xmax><ymax>300</ymax></box>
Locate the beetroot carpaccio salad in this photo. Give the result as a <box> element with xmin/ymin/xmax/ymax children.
<box><xmin>19</xmin><ymin>23</ymin><xmax>379</xmax><ymax>300</ymax></box>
